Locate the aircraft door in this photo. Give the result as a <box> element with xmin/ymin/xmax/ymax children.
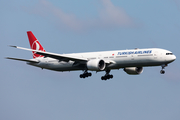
<box><xmin>154</xmin><ymin>51</ymin><xmax>158</xmax><ymax>59</ymax></box>
<box><xmin>131</xmin><ymin>54</ymin><xmax>138</xmax><ymax>61</ymax></box>
<box><xmin>159</xmin><ymin>52</ymin><xmax>166</xmax><ymax>61</ymax></box>
<box><xmin>131</xmin><ymin>54</ymin><xmax>134</xmax><ymax>60</ymax></box>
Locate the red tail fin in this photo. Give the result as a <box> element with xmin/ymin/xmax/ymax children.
<box><xmin>27</xmin><ymin>31</ymin><xmax>46</xmax><ymax>58</ymax></box>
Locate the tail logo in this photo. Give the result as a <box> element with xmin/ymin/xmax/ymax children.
<box><xmin>31</xmin><ymin>40</ymin><xmax>45</xmax><ymax>58</ymax></box>
<box><xmin>32</xmin><ymin>40</ymin><xmax>40</xmax><ymax>51</ymax></box>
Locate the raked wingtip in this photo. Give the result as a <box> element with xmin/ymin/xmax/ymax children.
<box><xmin>9</xmin><ymin>45</ymin><xmax>17</xmax><ymax>48</ymax></box>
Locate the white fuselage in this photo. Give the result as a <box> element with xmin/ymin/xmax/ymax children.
<box><xmin>28</xmin><ymin>48</ymin><xmax>176</xmax><ymax>72</ymax></box>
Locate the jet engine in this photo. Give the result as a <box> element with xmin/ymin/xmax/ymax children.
<box><xmin>124</xmin><ymin>67</ymin><xmax>143</xmax><ymax>75</ymax></box>
<box><xmin>87</xmin><ymin>59</ymin><xmax>106</xmax><ymax>71</ymax></box>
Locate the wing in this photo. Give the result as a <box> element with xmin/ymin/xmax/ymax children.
<box><xmin>10</xmin><ymin>46</ymin><xmax>88</xmax><ymax>63</ymax></box>
<box><xmin>6</xmin><ymin>57</ymin><xmax>39</xmax><ymax>63</ymax></box>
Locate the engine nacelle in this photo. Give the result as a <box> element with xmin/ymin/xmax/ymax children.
<box><xmin>87</xmin><ymin>59</ymin><xmax>106</xmax><ymax>71</ymax></box>
<box><xmin>124</xmin><ymin>67</ymin><xmax>143</xmax><ymax>75</ymax></box>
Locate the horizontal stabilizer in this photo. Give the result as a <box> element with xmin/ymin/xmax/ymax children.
<box><xmin>6</xmin><ymin>57</ymin><xmax>39</xmax><ymax>63</ymax></box>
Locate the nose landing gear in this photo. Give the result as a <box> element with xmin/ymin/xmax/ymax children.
<box><xmin>160</xmin><ymin>70</ymin><xmax>165</xmax><ymax>74</ymax></box>
<box><xmin>160</xmin><ymin>64</ymin><xmax>167</xmax><ymax>74</ymax></box>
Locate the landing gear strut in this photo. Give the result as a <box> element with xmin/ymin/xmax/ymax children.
<box><xmin>101</xmin><ymin>69</ymin><xmax>113</xmax><ymax>80</ymax></box>
<box><xmin>80</xmin><ymin>70</ymin><xmax>92</xmax><ymax>78</ymax></box>
<box><xmin>160</xmin><ymin>64</ymin><xmax>167</xmax><ymax>74</ymax></box>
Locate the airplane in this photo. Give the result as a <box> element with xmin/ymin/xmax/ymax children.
<box><xmin>6</xmin><ymin>31</ymin><xmax>176</xmax><ymax>80</ymax></box>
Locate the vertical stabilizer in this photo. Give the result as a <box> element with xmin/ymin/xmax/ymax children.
<box><xmin>27</xmin><ymin>31</ymin><xmax>46</xmax><ymax>58</ymax></box>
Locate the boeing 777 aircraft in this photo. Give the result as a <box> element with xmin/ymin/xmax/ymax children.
<box><xmin>6</xmin><ymin>31</ymin><xmax>176</xmax><ymax>80</ymax></box>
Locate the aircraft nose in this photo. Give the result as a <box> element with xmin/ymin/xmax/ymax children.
<box><xmin>166</xmin><ymin>54</ymin><xmax>176</xmax><ymax>63</ymax></box>
<box><xmin>172</xmin><ymin>55</ymin><xmax>176</xmax><ymax>61</ymax></box>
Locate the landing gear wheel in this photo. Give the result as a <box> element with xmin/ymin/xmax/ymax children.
<box><xmin>160</xmin><ymin>64</ymin><xmax>167</xmax><ymax>74</ymax></box>
<box><xmin>101</xmin><ymin>69</ymin><xmax>114</xmax><ymax>80</ymax></box>
<box><xmin>80</xmin><ymin>71</ymin><xmax>92</xmax><ymax>79</ymax></box>
<box><xmin>101</xmin><ymin>75</ymin><xmax>113</xmax><ymax>80</ymax></box>
<box><xmin>82</xmin><ymin>75</ymin><xmax>86</xmax><ymax>78</ymax></box>
<box><xmin>101</xmin><ymin>76</ymin><xmax>107</xmax><ymax>80</ymax></box>
<box><xmin>110</xmin><ymin>75</ymin><xmax>113</xmax><ymax>79</ymax></box>
<box><xmin>88</xmin><ymin>73</ymin><xmax>92</xmax><ymax>76</ymax></box>
<box><xmin>160</xmin><ymin>70</ymin><xmax>165</xmax><ymax>74</ymax></box>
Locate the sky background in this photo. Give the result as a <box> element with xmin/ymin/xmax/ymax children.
<box><xmin>1</xmin><ymin>0</ymin><xmax>180</xmax><ymax>120</ymax></box>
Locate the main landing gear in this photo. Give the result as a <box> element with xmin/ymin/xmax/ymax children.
<box><xmin>160</xmin><ymin>64</ymin><xmax>167</xmax><ymax>74</ymax></box>
<box><xmin>101</xmin><ymin>69</ymin><xmax>113</xmax><ymax>80</ymax></box>
<box><xmin>80</xmin><ymin>70</ymin><xmax>92</xmax><ymax>78</ymax></box>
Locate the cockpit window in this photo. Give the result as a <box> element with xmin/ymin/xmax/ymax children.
<box><xmin>166</xmin><ymin>53</ymin><xmax>173</xmax><ymax>55</ymax></box>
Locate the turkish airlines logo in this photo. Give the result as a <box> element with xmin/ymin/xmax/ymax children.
<box><xmin>31</xmin><ymin>40</ymin><xmax>45</xmax><ymax>58</ymax></box>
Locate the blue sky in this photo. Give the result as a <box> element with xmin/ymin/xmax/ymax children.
<box><xmin>0</xmin><ymin>0</ymin><xmax>180</xmax><ymax>120</ymax></box>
